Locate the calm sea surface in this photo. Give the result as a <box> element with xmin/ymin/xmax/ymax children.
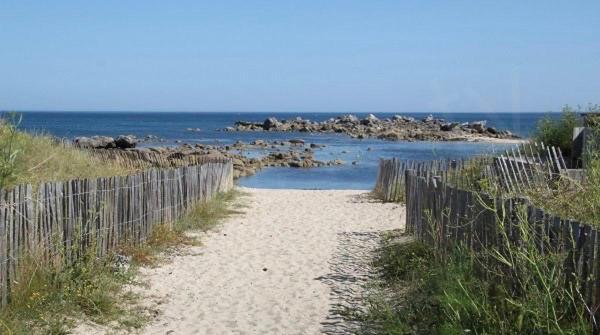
<box><xmin>17</xmin><ymin>112</ymin><xmax>554</xmax><ymax>190</ymax></box>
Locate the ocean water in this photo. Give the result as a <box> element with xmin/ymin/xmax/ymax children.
<box><xmin>17</xmin><ymin>112</ymin><xmax>554</xmax><ymax>190</ymax></box>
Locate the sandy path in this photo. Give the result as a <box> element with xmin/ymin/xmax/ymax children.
<box><xmin>79</xmin><ymin>188</ymin><xmax>404</xmax><ymax>334</ymax></box>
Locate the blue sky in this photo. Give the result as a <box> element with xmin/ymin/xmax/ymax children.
<box><xmin>1</xmin><ymin>1</ymin><xmax>599</xmax><ymax>113</ymax></box>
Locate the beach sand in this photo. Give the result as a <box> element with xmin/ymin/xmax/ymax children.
<box><xmin>75</xmin><ymin>188</ymin><xmax>404</xmax><ymax>335</ymax></box>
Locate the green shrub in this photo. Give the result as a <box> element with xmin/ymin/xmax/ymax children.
<box><xmin>533</xmin><ymin>105</ymin><xmax>580</xmax><ymax>157</ymax></box>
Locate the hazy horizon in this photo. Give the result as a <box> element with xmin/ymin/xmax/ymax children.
<box><xmin>3</xmin><ymin>109</ymin><xmax>566</xmax><ymax>114</ymax></box>
<box><xmin>2</xmin><ymin>1</ymin><xmax>598</xmax><ymax>113</ymax></box>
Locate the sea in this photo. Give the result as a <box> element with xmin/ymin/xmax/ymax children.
<box><xmin>16</xmin><ymin>112</ymin><xmax>555</xmax><ymax>190</ymax></box>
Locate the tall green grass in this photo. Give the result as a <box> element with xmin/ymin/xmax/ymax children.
<box><xmin>0</xmin><ymin>246</ymin><xmax>145</xmax><ymax>335</ymax></box>
<box><xmin>0</xmin><ymin>113</ymin><xmax>131</xmax><ymax>189</ymax></box>
<box><xmin>363</xmin><ymin>225</ymin><xmax>591</xmax><ymax>334</ymax></box>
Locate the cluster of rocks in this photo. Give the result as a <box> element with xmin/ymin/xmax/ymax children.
<box><xmin>226</xmin><ymin>114</ymin><xmax>519</xmax><ymax>142</ymax></box>
<box><xmin>84</xmin><ymin>138</ymin><xmax>343</xmax><ymax>179</ymax></box>
<box><xmin>73</xmin><ymin>134</ymin><xmax>164</xmax><ymax>149</ymax></box>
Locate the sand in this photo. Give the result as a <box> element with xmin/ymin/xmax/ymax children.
<box><xmin>75</xmin><ymin>188</ymin><xmax>404</xmax><ymax>335</ymax></box>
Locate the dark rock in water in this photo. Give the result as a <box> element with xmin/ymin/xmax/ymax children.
<box><xmin>262</xmin><ymin>117</ymin><xmax>281</xmax><ymax>130</ymax></box>
<box><xmin>289</xmin><ymin>139</ymin><xmax>305</xmax><ymax>145</ymax></box>
<box><xmin>378</xmin><ymin>132</ymin><xmax>401</xmax><ymax>140</ymax></box>
<box><xmin>440</xmin><ymin>122</ymin><xmax>459</xmax><ymax>131</ymax></box>
<box><xmin>229</xmin><ymin>113</ymin><xmax>519</xmax><ymax>142</ymax></box>
<box><xmin>73</xmin><ymin>136</ymin><xmax>116</xmax><ymax>149</ymax></box>
<box><xmin>338</xmin><ymin>114</ymin><xmax>359</xmax><ymax>123</ymax></box>
<box><xmin>486</xmin><ymin>126</ymin><xmax>497</xmax><ymax>134</ymax></box>
<box><xmin>115</xmin><ymin>135</ymin><xmax>138</xmax><ymax>149</ymax></box>
<box><xmin>235</xmin><ymin>121</ymin><xmax>254</xmax><ymax>126</ymax></box>
<box><xmin>360</xmin><ymin>113</ymin><xmax>379</xmax><ymax>126</ymax></box>
<box><xmin>469</xmin><ymin>121</ymin><xmax>487</xmax><ymax>133</ymax></box>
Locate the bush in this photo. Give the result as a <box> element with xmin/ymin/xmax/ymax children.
<box><xmin>533</xmin><ymin>105</ymin><xmax>580</xmax><ymax>157</ymax></box>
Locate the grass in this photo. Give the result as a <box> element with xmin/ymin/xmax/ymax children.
<box><xmin>0</xmin><ymin>113</ymin><xmax>132</xmax><ymax>189</ymax></box>
<box><xmin>361</xmin><ymin>227</ymin><xmax>592</xmax><ymax>335</ymax></box>
<box><xmin>0</xmin><ymin>248</ymin><xmax>145</xmax><ymax>335</ymax></box>
<box><xmin>0</xmin><ymin>189</ymin><xmax>245</xmax><ymax>334</ymax></box>
<box><xmin>527</xmin><ymin>113</ymin><xmax>600</xmax><ymax>226</ymax></box>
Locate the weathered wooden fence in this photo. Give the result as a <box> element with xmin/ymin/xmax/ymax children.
<box><xmin>0</xmin><ymin>158</ymin><xmax>233</xmax><ymax>306</ymax></box>
<box><xmin>373</xmin><ymin>159</ymin><xmax>464</xmax><ymax>202</ymax></box>
<box><xmin>88</xmin><ymin>148</ymin><xmax>222</xmax><ymax>170</ymax></box>
<box><xmin>374</xmin><ymin>143</ymin><xmax>577</xmax><ymax>202</ymax></box>
<box><xmin>404</xmin><ymin>170</ymin><xmax>600</xmax><ymax>324</ymax></box>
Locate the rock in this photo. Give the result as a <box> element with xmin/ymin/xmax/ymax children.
<box><xmin>310</xmin><ymin>143</ymin><xmax>324</xmax><ymax>148</ymax></box>
<box><xmin>469</xmin><ymin>121</ymin><xmax>487</xmax><ymax>133</ymax></box>
<box><xmin>262</xmin><ymin>117</ymin><xmax>281</xmax><ymax>130</ymax></box>
<box><xmin>186</xmin><ymin>128</ymin><xmax>201</xmax><ymax>132</ymax></box>
<box><xmin>73</xmin><ymin>136</ymin><xmax>116</xmax><ymax>149</ymax></box>
<box><xmin>289</xmin><ymin>139</ymin><xmax>305</xmax><ymax>145</ymax></box>
<box><xmin>361</xmin><ymin>113</ymin><xmax>379</xmax><ymax>125</ymax></box>
<box><xmin>486</xmin><ymin>126</ymin><xmax>497</xmax><ymax>134</ymax></box>
<box><xmin>115</xmin><ymin>135</ymin><xmax>138</xmax><ymax>149</ymax></box>
<box><xmin>378</xmin><ymin>132</ymin><xmax>401</xmax><ymax>140</ymax></box>
<box><xmin>352</xmin><ymin>161</ymin><xmax>358</xmax><ymax>165</ymax></box>
<box><xmin>338</xmin><ymin>114</ymin><xmax>359</xmax><ymax>123</ymax></box>
<box><xmin>228</xmin><ymin>114</ymin><xmax>518</xmax><ymax>142</ymax></box>
<box><xmin>440</xmin><ymin>122</ymin><xmax>459</xmax><ymax>131</ymax></box>
<box><xmin>224</xmin><ymin>126</ymin><xmax>235</xmax><ymax>131</ymax></box>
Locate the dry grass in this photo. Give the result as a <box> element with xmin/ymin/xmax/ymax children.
<box><xmin>0</xmin><ymin>117</ymin><xmax>132</xmax><ymax>189</ymax></box>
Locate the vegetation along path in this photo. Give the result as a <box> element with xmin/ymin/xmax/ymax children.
<box><xmin>79</xmin><ymin>187</ymin><xmax>403</xmax><ymax>334</ymax></box>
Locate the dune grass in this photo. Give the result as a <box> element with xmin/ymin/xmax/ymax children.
<box><xmin>0</xmin><ymin>248</ymin><xmax>146</xmax><ymax>335</ymax></box>
<box><xmin>360</xmin><ymin>229</ymin><xmax>591</xmax><ymax>335</ymax></box>
<box><xmin>0</xmin><ymin>189</ymin><xmax>244</xmax><ymax>334</ymax></box>
<box><xmin>0</xmin><ymin>114</ymin><xmax>131</xmax><ymax>189</ymax></box>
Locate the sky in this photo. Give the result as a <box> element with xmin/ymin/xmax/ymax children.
<box><xmin>0</xmin><ymin>1</ymin><xmax>599</xmax><ymax>113</ymax></box>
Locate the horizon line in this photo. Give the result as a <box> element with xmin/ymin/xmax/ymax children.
<box><xmin>0</xmin><ymin>109</ymin><xmax>558</xmax><ymax>114</ymax></box>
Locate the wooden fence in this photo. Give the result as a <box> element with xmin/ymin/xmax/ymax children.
<box><xmin>0</xmin><ymin>158</ymin><xmax>233</xmax><ymax>306</ymax></box>
<box><xmin>88</xmin><ymin>148</ymin><xmax>222</xmax><ymax>170</ymax></box>
<box><xmin>404</xmin><ymin>170</ymin><xmax>600</xmax><ymax>324</ymax></box>
<box><xmin>373</xmin><ymin>159</ymin><xmax>463</xmax><ymax>202</ymax></box>
<box><xmin>374</xmin><ymin>142</ymin><xmax>576</xmax><ymax>202</ymax></box>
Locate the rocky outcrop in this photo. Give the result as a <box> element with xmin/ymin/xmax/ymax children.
<box><xmin>74</xmin><ymin>136</ymin><xmax>117</xmax><ymax>149</ymax></box>
<box><xmin>89</xmin><ymin>139</ymin><xmax>342</xmax><ymax>179</ymax></box>
<box><xmin>74</xmin><ymin>135</ymin><xmax>139</xmax><ymax>149</ymax></box>
<box><xmin>227</xmin><ymin>114</ymin><xmax>520</xmax><ymax>142</ymax></box>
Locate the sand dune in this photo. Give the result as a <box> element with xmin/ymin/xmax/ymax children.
<box><xmin>76</xmin><ymin>188</ymin><xmax>404</xmax><ymax>334</ymax></box>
